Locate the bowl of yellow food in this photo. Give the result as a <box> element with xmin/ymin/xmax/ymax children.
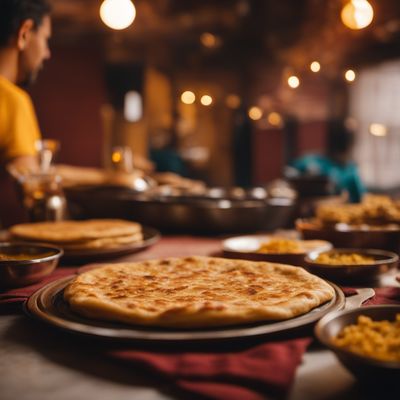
<box><xmin>0</xmin><ymin>242</ymin><xmax>63</xmax><ymax>288</ymax></box>
<box><xmin>304</xmin><ymin>248</ymin><xmax>398</xmax><ymax>283</ymax></box>
<box><xmin>315</xmin><ymin>305</ymin><xmax>400</xmax><ymax>382</ymax></box>
<box><xmin>222</xmin><ymin>235</ymin><xmax>332</xmax><ymax>266</ymax></box>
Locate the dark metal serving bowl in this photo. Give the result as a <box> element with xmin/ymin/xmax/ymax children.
<box><xmin>304</xmin><ymin>248</ymin><xmax>399</xmax><ymax>284</ymax></box>
<box><xmin>296</xmin><ymin>218</ymin><xmax>400</xmax><ymax>253</ymax></box>
<box><xmin>0</xmin><ymin>242</ymin><xmax>63</xmax><ymax>288</ymax></box>
<box><xmin>315</xmin><ymin>305</ymin><xmax>400</xmax><ymax>382</ymax></box>
<box><xmin>65</xmin><ymin>185</ymin><xmax>296</xmax><ymax>234</ymax></box>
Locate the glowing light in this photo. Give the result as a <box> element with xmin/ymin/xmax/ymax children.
<box><xmin>200</xmin><ymin>95</ymin><xmax>213</xmax><ymax>106</ymax></box>
<box><xmin>310</xmin><ymin>61</ymin><xmax>321</xmax><ymax>73</ymax></box>
<box><xmin>267</xmin><ymin>112</ymin><xmax>282</xmax><ymax>127</ymax></box>
<box><xmin>248</xmin><ymin>106</ymin><xmax>262</xmax><ymax>121</ymax></box>
<box><xmin>370</xmin><ymin>123</ymin><xmax>387</xmax><ymax>137</ymax></box>
<box><xmin>112</xmin><ymin>151</ymin><xmax>122</xmax><ymax>163</ymax></box>
<box><xmin>200</xmin><ymin>32</ymin><xmax>218</xmax><ymax>48</ymax></box>
<box><xmin>225</xmin><ymin>94</ymin><xmax>241</xmax><ymax>109</ymax></box>
<box><xmin>288</xmin><ymin>75</ymin><xmax>300</xmax><ymax>88</ymax></box>
<box><xmin>124</xmin><ymin>91</ymin><xmax>142</xmax><ymax>122</ymax></box>
<box><xmin>341</xmin><ymin>0</ymin><xmax>374</xmax><ymax>30</ymax></box>
<box><xmin>181</xmin><ymin>91</ymin><xmax>195</xmax><ymax>104</ymax></box>
<box><xmin>345</xmin><ymin>69</ymin><xmax>356</xmax><ymax>82</ymax></box>
<box><xmin>100</xmin><ymin>0</ymin><xmax>136</xmax><ymax>30</ymax></box>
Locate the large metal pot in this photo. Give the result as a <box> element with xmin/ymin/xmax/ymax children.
<box><xmin>65</xmin><ymin>185</ymin><xmax>296</xmax><ymax>234</ymax></box>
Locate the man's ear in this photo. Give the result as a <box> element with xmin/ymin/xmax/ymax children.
<box><xmin>17</xmin><ymin>19</ymin><xmax>35</xmax><ymax>50</ymax></box>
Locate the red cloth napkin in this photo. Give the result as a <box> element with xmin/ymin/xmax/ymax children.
<box><xmin>0</xmin><ymin>267</ymin><xmax>76</xmax><ymax>311</ymax></box>
<box><xmin>109</xmin><ymin>338</ymin><xmax>311</xmax><ymax>400</ymax></box>
<box><xmin>1</xmin><ymin>270</ymin><xmax>400</xmax><ymax>400</ymax></box>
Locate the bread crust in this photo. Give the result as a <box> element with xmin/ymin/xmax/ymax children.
<box><xmin>64</xmin><ymin>256</ymin><xmax>335</xmax><ymax>328</ymax></box>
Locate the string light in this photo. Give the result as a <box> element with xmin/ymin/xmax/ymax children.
<box><xmin>181</xmin><ymin>91</ymin><xmax>196</xmax><ymax>104</ymax></box>
<box><xmin>100</xmin><ymin>0</ymin><xmax>136</xmax><ymax>30</ymax></box>
<box><xmin>345</xmin><ymin>69</ymin><xmax>356</xmax><ymax>82</ymax></box>
<box><xmin>288</xmin><ymin>75</ymin><xmax>300</xmax><ymax>88</ymax></box>
<box><xmin>267</xmin><ymin>112</ymin><xmax>282</xmax><ymax>127</ymax></box>
<box><xmin>200</xmin><ymin>33</ymin><xmax>219</xmax><ymax>48</ymax></box>
<box><xmin>310</xmin><ymin>61</ymin><xmax>321</xmax><ymax>73</ymax></box>
<box><xmin>200</xmin><ymin>95</ymin><xmax>213</xmax><ymax>106</ymax></box>
<box><xmin>341</xmin><ymin>0</ymin><xmax>374</xmax><ymax>30</ymax></box>
<box><xmin>225</xmin><ymin>94</ymin><xmax>241</xmax><ymax>109</ymax></box>
<box><xmin>248</xmin><ymin>106</ymin><xmax>262</xmax><ymax>120</ymax></box>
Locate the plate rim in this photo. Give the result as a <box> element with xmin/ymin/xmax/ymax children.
<box><xmin>61</xmin><ymin>226</ymin><xmax>160</xmax><ymax>259</ymax></box>
<box><xmin>25</xmin><ymin>275</ymin><xmax>345</xmax><ymax>343</ymax></box>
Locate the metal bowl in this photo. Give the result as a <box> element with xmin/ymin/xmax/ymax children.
<box><xmin>223</xmin><ymin>234</ymin><xmax>332</xmax><ymax>266</ymax></box>
<box><xmin>296</xmin><ymin>218</ymin><xmax>400</xmax><ymax>253</ymax></box>
<box><xmin>304</xmin><ymin>248</ymin><xmax>399</xmax><ymax>284</ymax></box>
<box><xmin>315</xmin><ymin>305</ymin><xmax>400</xmax><ymax>382</ymax></box>
<box><xmin>0</xmin><ymin>242</ymin><xmax>63</xmax><ymax>288</ymax></box>
<box><xmin>65</xmin><ymin>185</ymin><xmax>296</xmax><ymax>234</ymax></box>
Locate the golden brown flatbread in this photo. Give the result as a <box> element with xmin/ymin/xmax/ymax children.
<box><xmin>59</xmin><ymin>233</ymin><xmax>143</xmax><ymax>250</ymax></box>
<box><xmin>64</xmin><ymin>256</ymin><xmax>335</xmax><ymax>328</ymax></box>
<box><xmin>9</xmin><ymin>219</ymin><xmax>141</xmax><ymax>243</ymax></box>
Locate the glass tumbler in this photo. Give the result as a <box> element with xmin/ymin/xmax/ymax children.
<box><xmin>21</xmin><ymin>173</ymin><xmax>67</xmax><ymax>222</ymax></box>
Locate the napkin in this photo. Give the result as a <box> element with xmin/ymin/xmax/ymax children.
<box><xmin>1</xmin><ymin>270</ymin><xmax>399</xmax><ymax>400</ymax></box>
<box><xmin>0</xmin><ymin>267</ymin><xmax>76</xmax><ymax>312</ymax></box>
<box><xmin>109</xmin><ymin>338</ymin><xmax>311</xmax><ymax>400</ymax></box>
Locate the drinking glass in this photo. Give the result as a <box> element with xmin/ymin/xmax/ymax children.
<box><xmin>21</xmin><ymin>173</ymin><xmax>67</xmax><ymax>222</ymax></box>
<box><xmin>35</xmin><ymin>139</ymin><xmax>60</xmax><ymax>173</ymax></box>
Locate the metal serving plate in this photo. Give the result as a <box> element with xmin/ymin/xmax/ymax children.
<box><xmin>25</xmin><ymin>277</ymin><xmax>345</xmax><ymax>343</ymax></box>
<box><xmin>60</xmin><ymin>227</ymin><xmax>160</xmax><ymax>263</ymax></box>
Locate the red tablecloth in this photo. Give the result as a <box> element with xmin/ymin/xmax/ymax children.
<box><xmin>1</xmin><ymin>236</ymin><xmax>399</xmax><ymax>400</ymax></box>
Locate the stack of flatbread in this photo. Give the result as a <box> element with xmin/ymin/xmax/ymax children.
<box><xmin>64</xmin><ymin>256</ymin><xmax>335</xmax><ymax>328</ymax></box>
<box><xmin>9</xmin><ymin>219</ymin><xmax>143</xmax><ymax>252</ymax></box>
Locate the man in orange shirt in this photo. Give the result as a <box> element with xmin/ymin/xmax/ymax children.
<box><xmin>0</xmin><ymin>0</ymin><xmax>51</xmax><ymax>226</ymax></box>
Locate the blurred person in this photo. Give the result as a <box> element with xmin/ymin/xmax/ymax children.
<box><xmin>289</xmin><ymin>119</ymin><xmax>365</xmax><ymax>203</ymax></box>
<box><xmin>149</xmin><ymin>128</ymin><xmax>187</xmax><ymax>176</ymax></box>
<box><xmin>0</xmin><ymin>0</ymin><xmax>52</xmax><ymax>226</ymax></box>
<box><xmin>232</xmin><ymin>105</ymin><xmax>252</xmax><ymax>187</ymax></box>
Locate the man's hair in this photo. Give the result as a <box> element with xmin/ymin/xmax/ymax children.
<box><xmin>326</xmin><ymin>119</ymin><xmax>355</xmax><ymax>157</ymax></box>
<box><xmin>0</xmin><ymin>0</ymin><xmax>51</xmax><ymax>47</ymax></box>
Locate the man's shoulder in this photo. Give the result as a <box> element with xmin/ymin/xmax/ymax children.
<box><xmin>0</xmin><ymin>77</ymin><xmax>30</xmax><ymax>106</ymax></box>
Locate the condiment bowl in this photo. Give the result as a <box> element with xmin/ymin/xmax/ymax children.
<box><xmin>304</xmin><ymin>248</ymin><xmax>398</xmax><ymax>284</ymax></box>
<box><xmin>223</xmin><ymin>234</ymin><xmax>332</xmax><ymax>266</ymax></box>
<box><xmin>296</xmin><ymin>218</ymin><xmax>400</xmax><ymax>253</ymax></box>
<box><xmin>315</xmin><ymin>305</ymin><xmax>400</xmax><ymax>382</ymax></box>
<box><xmin>0</xmin><ymin>242</ymin><xmax>63</xmax><ymax>288</ymax></box>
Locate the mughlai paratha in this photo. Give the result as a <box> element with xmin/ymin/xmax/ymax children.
<box><xmin>9</xmin><ymin>219</ymin><xmax>142</xmax><ymax>243</ymax></box>
<box><xmin>60</xmin><ymin>233</ymin><xmax>143</xmax><ymax>250</ymax></box>
<box><xmin>64</xmin><ymin>256</ymin><xmax>335</xmax><ymax>328</ymax></box>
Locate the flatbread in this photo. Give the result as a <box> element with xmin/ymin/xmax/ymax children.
<box><xmin>58</xmin><ymin>233</ymin><xmax>143</xmax><ymax>250</ymax></box>
<box><xmin>64</xmin><ymin>256</ymin><xmax>335</xmax><ymax>328</ymax></box>
<box><xmin>9</xmin><ymin>219</ymin><xmax>141</xmax><ymax>243</ymax></box>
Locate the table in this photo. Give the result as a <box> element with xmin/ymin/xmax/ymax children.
<box><xmin>0</xmin><ymin>236</ymin><xmax>397</xmax><ymax>400</ymax></box>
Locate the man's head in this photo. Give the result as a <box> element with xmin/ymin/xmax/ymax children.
<box><xmin>0</xmin><ymin>0</ymin><xmax>51</xmax><ymax>86</ymax></box>
<box><xmin>326</xmin><ymin>119</ymin><xmax>355</xmax><ymax>165</ymax></box>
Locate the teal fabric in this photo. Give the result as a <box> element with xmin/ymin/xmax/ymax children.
<box><xmin>291</xmin><ymin>154</ymin><xmax>365</xmax><ymax>203</ymax></box>
<box><xmin>150</xmin><ymin>148</ymin><xmax>186</xmax><ymax>176</ymax></box>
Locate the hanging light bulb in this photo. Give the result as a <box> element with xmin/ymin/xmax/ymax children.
<box><xmin>287</xmin><ymin>75</ymin><xmax>300</xmax><ymax>88</ymax></box>
<box><xmin>100</xmin><ymin>0</ymin><xmax>136</xmax><ymax>30</ymax></box>
<box><xmin>345</xmin><ymin>69</ymin><xmax>356</xmax><ymax>82</ymax></box>
<box><xmin>341</xmin><ymin>0</ymin><xmax>374</xmax><ymax>30</ymax></box>
<box><xmin>310</xmin><ymin>61</ymin><xmax>321</xmax><ymax>73</ymax></box>
<box><xmin>181</xmin><ymin>91</ymin><xmax>196</xmax><ymax>104</ymax></box>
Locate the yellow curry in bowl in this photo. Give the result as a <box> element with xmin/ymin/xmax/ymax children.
<box><xmin>333</xmin><ymin>314</ymin><xmax>400</xmax><ymax>362</ymax></box>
